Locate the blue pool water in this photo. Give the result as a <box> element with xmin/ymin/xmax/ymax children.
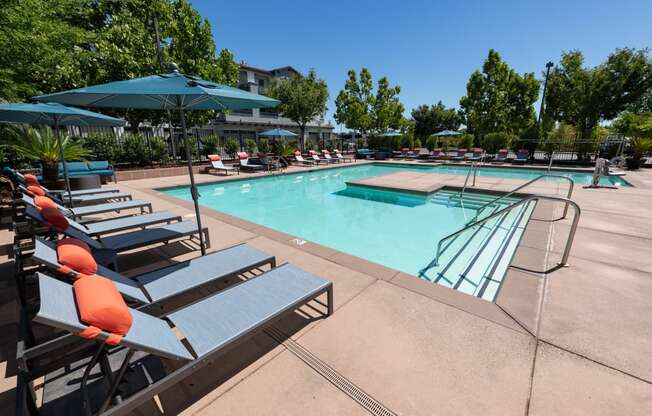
<box><xmin>163</xmin><ymin>164</ymin><xmax>480</xmax><ymax>276</ymax></box>
<box><xmin>163</xmin><ymin>162</ymin><xmax>621</xmax><ymax>280</ymax></box>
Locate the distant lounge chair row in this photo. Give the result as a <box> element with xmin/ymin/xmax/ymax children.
<box><xmin>294</xmin><ymin>149</ymin><xmax>353</xmax><ymax>166</ymax></box>
<box><xmin>7</xmin><ymin>164</ymin><xmax>334</xmax><ymax>415</ymax></box>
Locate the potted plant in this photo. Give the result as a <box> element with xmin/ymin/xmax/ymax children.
<box><xmin>626</xmin><ymin>137</ymin><xmax>652</xmax><ymax>170</ymax></box>
<box><xmin>8</xmin><ymin>126</ymin><xmax>92</xmax><ymax>182</ymax></box>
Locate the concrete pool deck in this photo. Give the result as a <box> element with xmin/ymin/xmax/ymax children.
<box><xmin>2</xmin><ymin>161</ymin><xmax>652</xmax><ymax>415</ymax></box>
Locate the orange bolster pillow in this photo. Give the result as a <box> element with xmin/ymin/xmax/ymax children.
<box><xmin>209</xmin><ymin>155</ymin><xmax>221</xmax><ymax>161</ymax></box>
<box><xmin>34</xmin><ymin>195</ymin><xmax>58</xmax><ymax>210</ymax></box>
<box><xmin>57</xmin><ymin>238</ymin><xmax>97</xmax><ymax>276</ymax></box>
<box><xmin>40</xmin><ymin>207</ymin><xmax>69</xmax><ymax>232</ymax></box>
<box><xmin>24</xmin><ymin>174</ymin><xmax>39</xmax><ymax>185</ymax></box>
<box><xmin>239</xmin><ymin>153</ymin><xmax>248</xmax><ymax>159</ymax></box>
<box><xmin>27</xmin><ymin>185</ymin><xmax>46</xmax><ymax>197</ymax></box>
<box><xmin>294</xmin><ymin>151</ymin><xmax>301</xmax><ymax>156</ymax></box>
<box><xmin>74</xmin><ymin>275</ymin><xmax>133</xmax><ymax>345</ymax></box>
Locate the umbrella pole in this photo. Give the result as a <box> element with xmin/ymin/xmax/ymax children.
<box><xmin>55</xmin><ymin>117</ymin><xmax>74</xmax><ymax>208</ymax></box>
<box><xmin>179</xmin><ymin>107</ymin><xmax>206</xmax><ymax>255</ymax></box>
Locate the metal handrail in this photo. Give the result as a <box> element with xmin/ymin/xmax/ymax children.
<box><xmin>471</xmin><ymin>174</ymin><xmax>574</xmax><ymax>222</ymax></box>
<box><xmin>432</xmin><ymin>194</ymin><xmax>581</xmax><ymax>267</ymax></box>
<box><xmin>547</xmin><ymin>151</ymin><xmax>555</xmax><ymax>172</ymax></box>
<box><xmin>459</xmin><ymin>153</ymin><xmax>486</xmax><ymax>201</ymax></box>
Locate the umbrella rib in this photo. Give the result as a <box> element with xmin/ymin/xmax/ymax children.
<box><xmin>85</xmin><ymin>94</ymin><xmax>119</xmax><ymax>107</ymax></box>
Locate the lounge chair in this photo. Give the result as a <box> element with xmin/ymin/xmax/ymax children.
<box><xmin>20</xmin><ymin>193</ymin><xmax>152</xmax><ymax>221</ymax></box>
<box><xmin>309</xmin><ymin>150</ymin><xmax>330</xmax><ymax>164</ymax></box>
<box><xmin>334</xmin><ymin>149</ymin><xmax>353</xmax><ymax>163</ymax></box>
<box><xmin>10</xmin><ymin>169</ymin><xmax>123</xmax><ymax>197</ymax></box>
<box><xmin>237</xmin><ymin>152</ymin><xmax>266</xmax><ymax>172</ymax></box>
<box><xmin>207</xmin><ymin>155</ymin><xmax>238</xmax><ymax>176</ymax></box>
<box><xmin>18</xmin><ymin>267</ymin><xmax>332</xmax><ymax>415</ymax></box>
<box><xmin>466</xmin><ymin>148</ymin><xmax>484</xmax><ymax>162</ymax></box>
<box><xmin>493</xmin><ymin>149</ymin><xmax>509</xmax><ymax>164</ymax></box>
<box><xmin>321</xmin><ymin>149</ymin><xmax>339</xmax><ymax>163</ymax></box>
<box><xmin>512</xmin><ymin>149</ymin><xmax>529</xmax><ymax>164</ymax></box>
<box><xmin>20</xmin><ymin>182</ymin><xmax>132</xmax><ymax>207</ymax></box>
<box><xmin>257</xmin><ymin>153</ymin><xmax>281</xmax><ymax>170</ymax></box>
<box><xmin>452</xmin><ymin>149</ymin><xmax>467</xmax><ymax>161</ymax></box>
<box><xmin>24</xmin><ymin>206</ymin><xmax>209</xmax><ymax>268</ymax></box>
<box><xmin>293</xmin><ymin>151</ymin><xmax>316</xmax><ymax>166</ymax></box>
<box><xmin>23</xmin><ymin>237</ymin><xmax>275</xmax><ymax>309</ymax></box>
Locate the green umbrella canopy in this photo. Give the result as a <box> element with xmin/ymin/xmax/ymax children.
<box><xmin>33</xmin><ymin>69</ymin><xmax>280</xmax><ymax>111</ymax></box>
<box><xmin>258</xmin><ymin>128</ymin><xmax>297</xmax><ymax>137</ymax></box>
<box><xmin>430</xmin><ymin>129</ymin><xmax>461</xmax><ymax>137</ymax></box>
<box><xmin>379</xmin><ymin>130</ymin><xmax>402</xmax><ymax>137</ymax></box>
<box><xmin>33</xmin><ymin>66</ymin><xmax>280</xmax><ymax>256</ymax></box>
<box><xmin>0</xmin><ymin>102</ymin><xmax>125</xmax><ymax>126</ymax></box>
<box><xmin>0</xmin><ymin>102</ymin><xmax>125</xmax><ymax>207</ymax></box>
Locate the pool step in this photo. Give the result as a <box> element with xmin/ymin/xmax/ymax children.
<box><xmin>430</xmin><ymin>190</ymin><xmax>518</xmax><ymax>211</ymax></box>
<box><xmin>419</xmin><ymin>198</ymin><xmax>534</xmax><ymax>302</ymax></box>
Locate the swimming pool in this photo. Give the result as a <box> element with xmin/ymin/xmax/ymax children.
<box><xmin>160</xmin><ymin>163</ymin><xmax>624</xmax><ymax>300</ymax></box>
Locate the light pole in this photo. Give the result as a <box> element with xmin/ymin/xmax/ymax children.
<box><xmin>538</xmin><ymin>61</ymin><xmax>554</xmax><ymax>126</ymax></box>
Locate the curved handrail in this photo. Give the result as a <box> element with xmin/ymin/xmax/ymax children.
<box><xmin>471</xmin><ymin>174</ymin><xmax>574</xmax><ymax>222</ymax></box>
<box><xmin>432</xmin><ymin>195</ymin><xmax>581</xmax><ymax>268</ymax></box>
<box><xmin>458</xmin><ymin>152</ymin><xmax>486</xmax><ymax>201</ymax></box>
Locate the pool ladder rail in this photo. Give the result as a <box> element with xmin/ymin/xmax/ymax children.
<box><xmin>419</xmin><ymin>194</ymin><xmax>581</xmax><ymax>300</ymax></box>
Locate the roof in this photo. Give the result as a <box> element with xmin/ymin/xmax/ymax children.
<box><xmin>240</xmin><ymin>64</ymin><xmax>302</xmax><ymax>78</ymax></box>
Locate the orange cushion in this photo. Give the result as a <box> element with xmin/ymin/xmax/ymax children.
<box><xmin>26</xmin><ymin>185</ymin><xmax>45</xmax><ymax>196</ymax></box>
<box><xmin>238</xmin><ymin>153</ymin><xmax>248</xmax><ymax>159</ymax></box>
<box><xmin>309</xmin><ymin>150</ymin><xmax>316</xmax><ymax>155</ymax></box>
<box><xmin>74</xmin><ymin>275</ymin><xmax>133</xmax><ymax>339</ymax></box>
<box><xmin>209</xmin><ymin>155</ymin><xmax>221</xmax><ymax>161</ymax></box>
<box><xmin>57</xmin><ymin>238</ymin><xmax>97</xmax><ymax>276</ymax></box>
<box><xmin>323</xmin><ymin>150</ymin><xmax>330</xmax><ymax>154</ymax></box>
<box><xmin>34</xmin><ymin>196</ymin><xmax>58</xmax><ymax>210</ymax></box>
<box><xmin>40</xmin><ymin>207</ymin><xmax>69</xmax><ymax>232</ymax></box>
<box><xmin>294</xmin><ymin>151</ymin><xmax>301</xmax><ymax>156</ymax></box>
<box><xmin>24</xmin><ymin>174</ymin><xmax>39</xmax><ymax>185</ymax></box>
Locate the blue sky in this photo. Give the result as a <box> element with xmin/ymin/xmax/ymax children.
<box><xmin>190</xmin><ymin>0</ymin><xmax>652</xmax><ymax>129</ymax></box>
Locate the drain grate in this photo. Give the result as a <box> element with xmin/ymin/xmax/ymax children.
<box><xmin>265</xmin><ymin>326</ymin><xmax>398</xmax><ymax>416</ymax></box>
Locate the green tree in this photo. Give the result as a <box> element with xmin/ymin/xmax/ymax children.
<box><xmin>266</xmin><ymin>69</ymin><xmax>329</xmax><ymax>151</ymax></box>
<box><xmin>459</xmin><ymin>49</ymin><xmax>540</xmax><ymax>141</ymax></box>
<box><xmin>335</xmin><ymin>68</ymin><xmax>404</xmax><ymax>137</ymax></box>
<box><xmin>545</xmin><ymin>48</ymin><xmax>652</xmax><ymax>149</ymax></box>
<box><xmin>411</xmin><ymin>102</ymin><xmax>461</xmax><ymax>140</ymax></box>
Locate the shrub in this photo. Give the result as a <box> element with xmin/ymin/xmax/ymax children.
<box><xmin>79</xmin><ymin>134</ymin><xmax>119</xmax><ymax>163</ymax></box>
<box><xmin>119</xmin><ymin>134</ymin><xmax>151</xmax><ymax>166</ymax></box>
<box><xmin>400</xmin><ymin>135</ymin><xmax>413</xmax><ymax>149</ymax></box>
<box><xmin>425</xmin><ymin>136</ymin><xmax>438</xmax><ymax>150</ymax></box>
<box><xmin>201</xmin><ymin>135</ymin><xmax>219</xmax><ymax>156</ymax></box>
<box><xmin>149</xmin><ymin>137</ymin><xmax>170</xmax><ymax>163</ymax></box>
<box><xmin>244</xmin><ymin>139</ymin><xmax>257</xmax><ymax>155</ymax></box>
<box><xmin>413</xmin><ymin>138</ymin><xmax>422</xmax><ymax>148</ymax></box>
<box><xmin>224</xmin><ymin>139</ymin><xmax>239</xmax><ymax>158</ymax></box>
<box><xmin>457</xmin><ymin>133</ymin><xmax>474</xmax><ymax>149</ymax></box>
<box><xmin>258</xmin><ymin>138</ymin><xmax>270</xmax><ymax>154</ymax></box>
<box><xmin>482</xmin><ymin>132</ymin><xmax>513</xmax><ymax>153</ymax></box>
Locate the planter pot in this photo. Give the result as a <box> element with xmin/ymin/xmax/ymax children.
<box><xmin>42</xmin><ymin>163</ymin><xmax>59</xmax><ymax>182</ymax></box>
<box><xmin>625</xmin><ymin>157</ymin><xmax>641</xmax><ymax>170</ymax></box>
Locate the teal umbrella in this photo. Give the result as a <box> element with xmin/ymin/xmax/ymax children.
<box><xmin>258</xmin><ymin>128</ymin><xmax>297</xmax><ymax>138</ymax></box>
<box><xmin>35</xmin><ymin>64</ymin><xmax>280</xmax><ymax>255</ymax></box>
<box><xmin>431</xmin><ymin>130</ymin><xmax>461</xmax><ymax>136</ymax></box>
<box><xmin>379</xmin><ymin>130</ymin><xmax>402</xmax><ymax>137</ymax></box>
<box><xmin>0</xmin><ymin>102</ymin><xmax>125</xmax><ymax>205</ymax></box>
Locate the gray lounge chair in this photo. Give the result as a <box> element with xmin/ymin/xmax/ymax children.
<box><xmin>20</xmin><ymin>184</ymin><xmax>132</xmax><ymax>207</ymax></box>
<box><xmin>10</xmin><ymin>168</ymin><xmax>122</xmax><ymax>197</ymax></box>
<box><xmin>24</xmin><ymin>206</ymin><xmax>209</xmax><ymax>268</ymax></box>
<box><xmin>27</xmin><ymin>237</ymin><xmax>275</xmax><ymax>308</ymax></box>
<box><xmin>207</xmin><ymin>155</ymin><xmax>238</xmax><ymax>176</ymax></box>
<box><xmin>237</xmin><ymin>152</ymin><xmax>266</xmax><ymax>172</ymax></box>
<box><xmin>20</xmin><ymin>193</ymin><xmax>153</xmax><ymax>220</ymax></box>
<box><xmin>24</xmin><ymin>205</ymin><xmax>181</xmax><ymax>238</ymax></box>
<box><xmin>293</xmin><ymin>152</ymin><xmax>316</xmax><ymax>166</ymax></box>
<box><xmin>18</xmin><ymin>267</ymin><xmax>332</xmax><ymax>415</ymax></box>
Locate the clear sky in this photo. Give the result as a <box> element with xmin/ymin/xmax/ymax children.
<box><xmin>190</xmin><ymin>0</ymin><xmax>652</xmax><ymax>129</ymax></box>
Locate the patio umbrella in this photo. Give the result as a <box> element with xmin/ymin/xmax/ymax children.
<box><xmin>0</xmin><ymin>102</ymin><xmax>125</xmax><ymax>206</ymax></box>
<box><xmin>35</xmin><ymin>64</ymin><xmax>280</xmax><ymax>255</ymax></box>
<box><xmin>430</xmin><ymin>130</ymin><xmax>461</xmax><ymax>137</ymax></box>
<box><xmin>379</xmin><ymin>130</ymin><xmax>402</xmax><ymax>137</ymax></box>
<box><xmin>258</xmin><ymin>128</ymin><xmax>297</xmax><ymax>138</ymax></box>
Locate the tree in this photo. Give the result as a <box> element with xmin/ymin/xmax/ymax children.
<box><xmin>0</xmin><ymin>0</ymin><xmax>239</xmax><ymax>128</ymax></box>
<box><xmin>266</xmin><ymin>69</ymin><xmax>329</xmax><ymax>151</ymax></box>
<box><xmin>545</xmin><ymin>48</ymin><xmax>652</xmax><ymax>147</ymax></box>
<box><xmin>411</xmin><ymin>102</ymin><xmax>461</xmax><ymax>140</ymax></box>
<box><xmin>459</xmin><ymin>49</ymin><xmax>540</xmax><ymax>141</ymax></box>
<box><xmin>335</xmin><ymin>68</ymin><xmax>404</xmax><ymax>136</ymax></box>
